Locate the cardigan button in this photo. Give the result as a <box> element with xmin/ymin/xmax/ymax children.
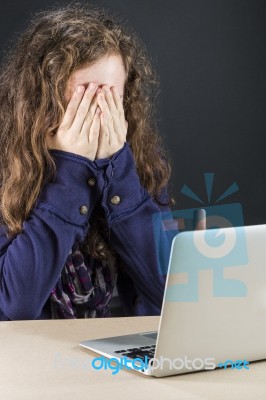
<box><xmin>87</xmin><ymin>177</ymin><xmax>96</xmax><ymax>187</ymax></box>
<box><xmin>110</xmin><ymin>195</ymin><xmax>121</xmax><ymax>205</ymax></box>
<box><xmin>79</xmin><ymin>205</ymin><xmax>88</xmax><ymax>215</ymax></box>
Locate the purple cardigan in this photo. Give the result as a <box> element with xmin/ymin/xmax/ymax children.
<box><xmin>0</xmin><ymin>142</ymin><xmax>178</xmax><ymax>320</ymax></box>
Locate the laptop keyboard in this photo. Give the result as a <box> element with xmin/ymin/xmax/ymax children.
<box><xmin>114</xmin><ymin>345</ymin><xmax>156</xmax><ymax>362</ymax></box>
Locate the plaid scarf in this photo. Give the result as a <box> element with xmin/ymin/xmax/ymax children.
<box><xmin>49</xmin><ymin>239</ymin><xmax>118</xmax><ymax>318</ymax></box>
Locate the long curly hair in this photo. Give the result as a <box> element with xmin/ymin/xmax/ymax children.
<box><xmin>0</xmin><ymin>2</ymin><xmax>175</xmax><ymax>268</ymax></box>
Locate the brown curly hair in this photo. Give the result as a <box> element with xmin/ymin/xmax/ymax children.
<box><xmin>0</xmin><ymin>2</ymin><xmax>175</xmax><ymax>268</ymax></box>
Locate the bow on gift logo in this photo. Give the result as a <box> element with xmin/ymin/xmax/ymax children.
<box><xmin>152</xmin><ymin>173</ymin><xmax>249</xmax><ymax>301</ymax></box>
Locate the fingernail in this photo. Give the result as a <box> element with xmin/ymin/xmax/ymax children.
<box><xmin>89</xmin><ymin>82</ymin><xmax>97</xmax><ymax>90</ymax></box>
<box><xmin>77</xmin><ymin>85</ymin><xmax>84</xmax><ymax>93</ymax></box>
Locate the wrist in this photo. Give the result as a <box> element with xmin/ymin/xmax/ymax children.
<box><xmin>36</xmin><ymin>150</ymin><xmax>106</xmax><ymax>227</ymax></box>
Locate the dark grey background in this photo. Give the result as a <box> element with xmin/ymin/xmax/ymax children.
<box><xmin>1</xmin><ymin>0</ymin><xmax>265</xmax><ymax>226</ymax></box>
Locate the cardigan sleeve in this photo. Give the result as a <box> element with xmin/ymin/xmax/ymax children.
<box><xmin>99</xmin><ymin>142</ymin><xmax>179</xmax><ymax>316</ymax></box>
<box><xmin>0</xmin><ymin>150</ymin><xmax>106</xmax><ymax>321</ymax></box>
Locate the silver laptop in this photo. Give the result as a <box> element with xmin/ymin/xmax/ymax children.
<box><xmin>80</xmin><ymin>223</ymin><xmax>266</xmax><ymax>377</ymax></box>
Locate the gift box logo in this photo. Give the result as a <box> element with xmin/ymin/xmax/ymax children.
<box><xmin>152</xmin><ymin>173</ymin><xmax>248</xmax><ymax>301</ymax></box>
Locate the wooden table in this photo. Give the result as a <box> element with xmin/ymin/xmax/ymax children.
<box><xmin>1</xmin><ymin>316</ymin><xmax>266</xmax><ymax>399</ymax></box>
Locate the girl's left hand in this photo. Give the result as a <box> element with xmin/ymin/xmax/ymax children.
<box><xmin>95</xmin><ymin>85</ymin><xmax>128</xmax><ymax>159</ymax></box>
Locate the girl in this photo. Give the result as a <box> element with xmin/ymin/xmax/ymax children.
<box><xmin>0</xmin><ymin>3</ymin><xmax>177</xmax><ymax>320</ymax></box>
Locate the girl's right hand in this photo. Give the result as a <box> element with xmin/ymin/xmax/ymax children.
<box><xmin>46</xmin><ymin>82</ymin><xmax>101</xmax><ymax>160</ymax></box>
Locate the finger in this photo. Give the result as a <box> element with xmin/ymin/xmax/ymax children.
<box><xmin>59</xmin><ymin>85</ymin><xmax>86</xmax><ymax>130</ymax></box>
<box><xmin>71</xmin><ymin>82</ymin><xmax>98</xmax><ymax>132</ymax></box>
<box><xmin>107</xmin><ymin>111</ymin><xmax>117</xmax><ymax>146</ymax></box>
<box><xmin>97</xmin><ymin>92</ymin><xmax>117</xmax><ymax>139</ymax></box>
<box><xmin>97</xmin><ymin>92</ymin><xmax>115</xmax><ymax>142</ymax></box>
<box><xmin>97</xmin><ymin>90</ymin><xmax>113</xmax><ymax>120</ymax></box>
<box><xmin>111</xmin><ymin>86</ymin><xmax>128</xmax><ymax>136</ymax></box>
<box><xmin>110</xmin><ymin>86</ymin><xmax>125</xmax><ymax>116</ymax></box>
<box><xmin>80</xmin><ymin>95</ymin><xmax>98</xmax><ymax>133</ymax></box>
<box><xmin>97</xmin><ymin>112</ymin><xmax>110</xmax><ymax>157</ymax></box>
<box><xmin>97</xmin><ymin>91</ymin><xmax>118</xmax><ymax>145</ymax></box>
<box><xmin>102</xmin><ymin>85</ymin><xmax>124</xmax><ymax>140</ymax></box>
<box><xmin>88</xmin><ymin>106</ymin><xmax>101</xmax><ymax>147</ymax></box>
<box><xmin>102</xmin><ymin>85</ymin><xmax>118</xmax><ymax>118</ymax></box>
